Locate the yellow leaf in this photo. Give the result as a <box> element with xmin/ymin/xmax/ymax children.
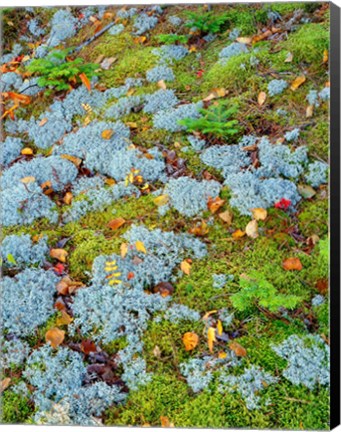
<box><xmin>120</xmin><ymin>243</ymin><xmax>129</xmax><ymax>258</ymax></box>
<box><xmin>157</xmin><ymin>79</ymin><xmax>167</xmax><ymax>89</ymax></box>
<box><xmin>218</xmin><ymin>351</ymin><xmax>227</xmax><ymax>359</ymax></box>
<box><xmin>236</xmin><ymin>36</ymin><xmax>252</xmax><ymax>44</ymax></box>
<box><xmin>189</xmin><ymin>221</ymin><xmax>209</xmax><ymax>237</ymax></box>
<box><xmin>189</xmin><ymin>45</ymin><xmax>197</xmax><ymax>52</ymax></box>
<box><xmin>245</xmin><ymin>220</ymin><xmax>259</xmax><ymax>239</ymax></box>
<box><xmin>323</xmin><ymin>49</ymin><xmax>328</xmax><ymax>64</ymax></box>
<box><xmin>290</xmin><ymin>75</ymin><xmax>306</xmax><ymax>91</ymax></box>
<box><xmin>207</xmin><ymin>327</ymin><xmax>216</xmax><ymax>353</ymax></box>
<box><xmin>45</xmin><ymin>327</ymin><xmax>65</xmax><ymax>348</ymax></box>
<box><xmin>229</xmin><ymin>341</ymin><xmax>247</xmax><ymax>357</ymax></box>
<box><xmin>60</xmin><ymin>154</ymin><xmax>82</xmax><ymax>167</ymax></box>
<box><xmin>79</xmin><ymin>72</ymin><xmax>91</xmax><ymax>91</ymax></box>
<box><xmin>21</xmin><ymin>176</ymin><xmax>35</xmax><ymax>184</ymax></box>
<box><xmin>207</xmin><ymin>196</ymin><xmax>225</xmax><ymax>214</ymax></box>
<box><xmin>180</xmin><ymin>260</ymin><xmax>191</xmax><ymax>275</ymax></box>
<box><xmin>306</xmin><ymin>105</ymin><xmax>314</xmax><ymax>118</ymax></box>
<box><xmin>50</xmin><ymin>248</ymin><xmax>68</xmax><ymax>263</ymax></box>
<box><xmin>232</xmin><ymin>229</ymin><xmax>246</xmax><ymax>239</ymax></box>
<box><xmin>109</xmin><ymin>279</ymin><xmax>122</xmax><ymax>285</ymax></box>
<box><xmin>126</xmin><ymin>122</ymin><xmax>138</xmax><ymax>129</ymax></box>
<box><xmin>257</xmin><ymin>91</ymin><xmax>267</xmax><ymax>106</ymax></box>
<box><xmin>136</xmin><ymin>240</ymin><xmax>147</xmax><ymax>254</ymax></box>
<box><xmin>251</xmin><ymin>208</ymin><xmax>267</xmax><ymax>221</ymax></box>
<box><xmin>218</xmin><ymin>209</ymin><xmax>233</xmax><ymax>226</ymax></box>
<box><xmin>154</xmin><ymin>194</ymin><xmax>169</xmax><ymax>206</ymax></box>
<box><xmin>182</xmin><ymin>332</ymin><xmax>199</xmax><ymax>351</ymax></box>
<box><xmin>134</xmin><ymin>36</ymin><xmax>147</xmax><ymax>44</ymax></box>
<box><xmin>108</xmin><ymin>217</ymin><xmax>126</xmax><ymax>231</ymax></box>
<box><xmin>217</xmin><ymin>320</ymin><xmax>223</xmax><ymax>336</ymax></box>
<box><xmin>63</xmin><ymin>192</ymin><xmax>73</xmax><ymax>205</ymax></box>
<box><xmin>56</xmin><ymin>310</ymin><xmax>73</xmax><ymax>326</ymax></box>
<box><xmin>21</xmin><ymin>147</ymin><xmax>33</xmax><ymax>155</ymax></box>
<box><xmin>101</xmin><ymin>129</ymin><xmax>114</xmax><ymax>140</ymax></box>
<box><xmin>203</xmin><ymin>310</ymin><xmax>218</xmax><ymax>320</ymax></box>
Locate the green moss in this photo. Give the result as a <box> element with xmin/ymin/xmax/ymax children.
<box><xmin>304</xmin><ymin>119</ymin><xmax>329</xmax><ymax>159</ymax></box>
<box><xmin>1</xmin><ymin>391</ymin><xmax>33</xmax><ymax>424</ymax></box>
<box><xmin>298</xmin><ymin>199</ymin><xmax>328</xmax><ymax>238</ymax></box>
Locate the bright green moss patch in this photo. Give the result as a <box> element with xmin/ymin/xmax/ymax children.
<box><xmin>1</xmin><ymin>392</ymin><xmax>33</xmax><ymax>424</ymax></box>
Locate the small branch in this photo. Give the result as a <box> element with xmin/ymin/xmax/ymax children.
<box><xmin>72</xmin><ymin>22</ymin><xmax>116</xmax><ymax>54</ymax></box>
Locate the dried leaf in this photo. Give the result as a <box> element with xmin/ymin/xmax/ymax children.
<box><xmin>298</xmin><ymin>184</ymin><xmax>316</xmax><ymax>199</ymax></box>
<box><xmin>45</xmin><ymin>327</ymin><xmax>65</xmax><ymax>348</ymax></box>
<box><xmin>126</xmin><ymin>121</ymin><xmax>138</xmax><ymax>129</ymax></box>
<box><xmin>100</xmin><ymin>57</ymin><xmax>117</xmax><ymax>70</ymax></box>
<box><xmin>229</xmin><ymin>341</ymin><xmax>247</xmax><ymax>357</ymax></box>
<box><xmin>101</xmin><ymin>129</ymin><xmax>114</xmax><ymax>140</ymax></box>
<box><xmin>63</xmin><ymin>192</ymin><xmax>73</xmax><ymax>205</ymax></box>
<box><xmin>157</xmin><ymin>80</ymin><xmax>167</xmax><ymax>90</ymax></box>
<box><xmin>60</xmin><ymin>154</ymin><xmax>82</xmax><ymax>167</ymax></box>
<box><xmin>203</xmin><ymin>310</ymin><xmax>218</xmax><ymax>320</ymax></box>
<box><xmin>134</xmin><ymin>36</ymin><xmax>147</xmax><ymax>44</ymax></box>
<box><xmin>7</xmin><ymin>91</ymin><xmax>31</xmax><ymax>105</ymax></box>
<box><xmin>80</xmin><ymin>339</ymin><xmax>97</xmax><ymax>355</ymax></box>
<box><xmin>21</xmin><ymin>176</ymin><xmax>35</xmax><ymax>184</ymax></box>
<box><xmin>232</xmin><ymin>229</ymin><xmax>246</xmax><ymax>239</ymax></box>
<box><xmin>290</xmin><ymin>75</ymin><xmax>306</xmax><ymax>91</ymax></box>
<box><xmin>323</xmin><ymin>49</ymin><xmax>328</xmax><ymax>64</ymax></box>
<box><xmin>136</xmin><ymin>240</ymin><xmax>147</xmax><ymax>254</ymax></box>
<box><xmin>203</xmin><ymin>87</ymin><xmax>227</xmax><ymax>102</ymax></box>
<box><xmin>218</xmin><ymin>209</ymin><xmax>233</xmax><ymax>226</ymax></box>
<box><xmin>284</xmin><ymin>52</ymin><xmax>293</xmax><ymax>63</ymax></box>
<box><xmin>245</xmin><ymin>220</ymin><xmax>259</xmax><ymax>239</ymax></box>
<box><xmin>41</xmin><ymin>180</ymin><xmax>53</xmax><ymax>195</ymax></box>
<box><xmin>207</xmin><ymin>327</ymin><xmax>216</xmax><ymax>353</ymax></box>
<box><xmin>108</xmin><ymin>217</ymin><xmax>126</xmax><ymax>231</ymax></box>
<box><xmin>189</xmin><ymin>221</ymin><xmax>209</xmax><ymax>237</ymax></box>
<box><xmin>218</xmin><ymin>351</ymin><xmax>227</xmax><ymax>359</ymax></box>
<box><xmin>236</xmin><ymin>36</ymin><xmax>252</xmax><ymax>44</ymax></box>
<box><xmin>50</xmin><ymin>248</ymin><xmax>68</xmax><ymax>263</ymax></box>
<box><xmin>1</xmin><ymin>377</ymin><xmax>11</xmax><ymax>392</ymax></box>
<box><xmin>79</xmin><ymin>72</ymin><xmax>91</xmax><ymax>91</ymax></box>
<box><xmin>56</xmin><ymin>310</ymin><xmax>73</xmax><ymax>326</ymax></box>
<box><xmin>154</xmin><ymin>281</ymin><xmax>174</xmax><ymax>297</ymax></box>
<box><xmin>306</xmin><ymin>104</ymin><xmax>314</xmax><ymax>118</ymax></box>
<box><xmin>39</xmin><ymin>117</ymin><xmax>48</xmax><ymax>127</ymax></box>
<box><xmin>180</xmin><ymin>260</ymin><xmax>191</xmax><ymax>275</ymax></box>
<box><xmin>21</xmin><ymin>147</ymin><xmax>33</xmax><ymax>155</ymax></box>
<box><xmin>207</xmin><ymin>196</ymin><xmax>225</xmax><ymax>214</ymax></box>
<box><xmin>154</xmin><ymin>194</ymin><xmax>169</xmax><ymax>206</ymax></box>
<box><xmin>182</xmin><ymin>332</ymin><xmax>199</xmax><ymax>351</ymax></box>
<box><xmin>153</xmin><ymin>345</ymin><xmax>161</xmax><ymax>358</ymax></box>
<box><xmin>251</xmin><ymin>208</ymin><xmax>267</xmax><ymax>221</ymax></box>
<box><xmin>257</xmin><ymin>91</ymin><xmax>267</xmax><ymax>106</ymax></box>
<box><xmin>120</xmin><ymin>243</ymin><xmax>128</xmax><ymax>258</ymax></box>
<box><xmin>252</xmin><ymin>29</ymin><xmax>272</xmax><ymax>43</ymax></box>
<box><xmin>282</xmin><ymin>257</ymin><xmax>303</xmax><ymax>271</ymax></box>
<box><xmin>217</xmin><ymin>320</ymin><xmax>223</xmax><ymax>336</ymax></box>
<box><xmin>160</xmin><ymin>416</ymin><xmax>174</xmax><ymax>427</ymax></box>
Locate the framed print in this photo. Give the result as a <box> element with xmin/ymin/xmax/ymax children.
<box><xmin>1</xmin><ymin>1</ymin><xmax>340</xmax><ymax>429</ymax></box>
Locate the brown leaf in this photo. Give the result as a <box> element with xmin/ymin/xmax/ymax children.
<box><xmin>45</xmin><ymin>327</ymin><xmax>65</xmax><ymax>348</ymax></box>
<box><xmin>101</xmin><ymin>129</ymin><xmax>114</xmax><ymax>140</ymax></box>
<box><xmin>182</xmin><ymin>332</ymin><xmax>199</xmax><ymax>351</ymax></box>
<box><xmin>108</xmin><ymin>217</ymin><xmax>126</xmax><ymax>231</ymax></box>
<box><xmin>189</xmin><ymin>221</ymin><xmax>209</xmax><ymax>237</ymax></box>
<box><xmin>316</xmin><ymin>279</ymin><xmax>328</xmax><ymax>295</ymax></box>
<box><xmin>252</xmin><ymin>29</ymin><xmax>272</xmax><ymax>43</ymax></box>
<box><xmin>306</xmin><ymin>104</ymin><xmax>314</xmax><ymax>118</ymax></box>
<box><xmin>251</xmin><ymin>208</ymin><xmax>267</xmax><ymax>221</ymax></box>
<box><xmin>80</xmin><ymin>339</ymin><xmax>97</xmax><ymax>355</ymax></box>
<box><xmin>0</xmin><ymin>377</ymin><xmax>11</xmax><ymax>392</ymax></box>
<box><xmin>229</xmin><ymin>341</ymin><xmax>247</xmax><ymax>357</ymax></box>
<box><xmin>50</xmin><ymin>248</ymin><xmax>68</xmax><ymax>263</ymax></box>
<box><xmin>56</xmin><ymin>310</ymin><xmax>73</xmax><ymax>326</ymax></box>
<box><xmin>21</xmin><ymin>147</ymin><xmax>34</xmax><ymax>155</ymax></box>
<box><xmin>180</xmin><ymin>260</ymin><xmax>191</xmax><ymax>275</ymax></box>
<box><xmin>60</xmin><ymin>154</ymin><xmax>82</xmax><ymax>167</ymax></box>
<box><xmin>100</xmin><ymin>57</ymin><xmax>117</xmax><ymax>70</ymax></box>
<box><xmin>203</xmin><ymin>87</ymin><xmax>227</xmax><ymax>102</ymax></box>
<box><xmin>160</xmin><ymin>416</ymin><xmax>174</xmax><ymax>428</ymax></box>
<box><xmin>157</xmin><ymin>80</ymin><xmax>167</xmax><ymax>90</ymax></box>
<box><xmin>153</xmin><ymin>281</ymin><xmax>174</xmax><ymax>297</ymax></box>
<box><xmin>282</xmin><ymin>257</ymin><xmax>303</xmax><ymax>271</ymax></box>
<box><xmin>63</xmin><ymin>192</ymin><xmax>73</xmax><ymax>205</ymax></box>
<box><xmin>290</xmin><ymin>75</ymin><xmax>306</xmax><ymax>91</ymax></box>
<box><xmin>257</xmin><ymin>91</ymin><xmax>267</xmax><ymax>106</ymax></box>
<box><xmin>245</xmin><ymin>220</ymin><xmax>259</xmax><ymax>239</ymax></box>
<box><xmin>218</xmin><ymin>209</ymin><xmax>233</xmax><ymax>226</ymax></box>
<box><xmin>134</xmin><ymin>36</ymin><xmax>147</xmax><ymax>44</ymax></box>
<box><xmin>41</xmin><ymin>180</ymin><xmax>53</xmax><ymax>195</ymax></box>
<box><xmin>207</xmin><ymin>196</ymin><xmax>225</xmax><ymax>214</ymax></box>
<box><xmin>79</xmin><ymin>72</ymin><xmax>91</xmax><ymax>91</ymax></box>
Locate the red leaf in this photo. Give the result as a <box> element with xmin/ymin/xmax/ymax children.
<box><xmin>274</xmin><ymin>198</ymin><xmax>291</xmax><ymax>210</ymax></box>
<box><xmin>53</xmin><ymin>263</ymin><xmax>65</xmax><ymax>275</ymax></box>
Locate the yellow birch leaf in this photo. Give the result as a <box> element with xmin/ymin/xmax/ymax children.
<box><xmin>257</xmin><ymin>91</ymin><xmax>267</xmax><ymax>106</ymax></box>
<box><xmin>56</xmin><ymin>310</ymin><xmax>73</xmax><ymax>326</ymax></box>
<box><xmin>251</xmin><ymin>208</ymin><xmax>267</xmax><ymax>221</ymax></box>
<box><xmin>323</xmin><ymin>49</ymin><xmax>328</xmax><ymax>64</ymax></box>
<box><xmin>120</xmin><ymin>242</ymin><xmax>128</xmax><ymax>258</ymax></box>
<box><xmin>60</xmin><ymin>154</ymin><xmax>82</xmax><ymax>167</ymax></box>
<box><xmin>45</xmin><ymin>327</ymin><xmax>65</xmax><ymax>348</ymax></box>
<box><xmin>207</xmin><ymin>327</ymin><xmax>216</xmax><ymax>353</ymax></box>
<box><xmin>50</xmin><ymin>248</ymin><xmax>68</xmax><ymax>263</ymax></box>
<box><xmin>182</xmin><ymin>332</ymin><xmax>199</xmax><ymax>351</ymax></box>
<box><xmin>157</xmin><ymin>80</ymin><xmax>167</xmax><ymax>90</ymax></box>
<box><xmin>306</xmin><ymin>105</ymin><xmax>314</xmax><ymax>118</ymax></box>
<box><xmin>180</xmin><ymin>260</ymin><xmax>191</xmax><ymax>275</ymax></box>
<box><xmin>218</xmin><ymin>209</ymin><xmax>233</xmax><ymax>226</ymax></box>
<box><xmin>218</xmin><ymin>351</ymin><xmax>227</xmax><ymax>359</ymax></box>
<box><xmin>101</xmin><ymin>129</ymin><xmax>114</xmax><ymax>139</ymax></box>
<box><xmin>63</xmin><ymin>192</ymin><xmax>73</xmax><ymax>205</ymax></box>
<box><xmin>290</xmin><ymin>75</ymin><xmax>306</xmax><ymax>91</ymax></box>
<box><xmin>245</xmin><ymin>220</ymin><xmax>259</xmax><ymax>239</ymax></box>
<box><xmin>136</xmin><ymin>240</ymin><xmax>147</xmax><ymax>254</ymax></box>
<box><xmin>154</xmin><ymin>194</ymin><xmax>169</xmax><ymax>206</ymax></box>
<box><xmin>21</xmin><ymin>147</ymin><xmax>33</xmax><ymax>155</ymax></box>
<box><xmin>232</xmin><ymin>229</ymin><xmax>246</xmax><ymax>239</ymax></box>
<box><xmin>217</xmin><ymin>320</ymin><xmax>223</xmax><ymax>335</ymax></box>
<box><xmin>21</xmin><ymin>176</ymin><xmax>35</xmax><ymax>184</ymax></box>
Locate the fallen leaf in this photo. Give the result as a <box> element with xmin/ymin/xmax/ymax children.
<box><xmin>21</xmin><ymin>147</ymin><xmax>33</xmax><ymax>155</ymax></box>
<box><xmin>56</xmin><ymin>310</ymin><xmax>73</xmax><ymax>326</ymax></box>
<box><xmin>218</xmin><ymin>209</ymin><xmax>233</xmax><ymax>226</ymax></box>
<box><xmin>21</xmin><ymin>176</ymin><xmax>35</xmax><ymax>184</ymax></box>
<box><xmin>236</xmin><ymin>36</ymin><xmax>252</xmax><ymax>44</ymax></box>
<box><xmin>154</xmin><ymin>194</ymin><xmax>169</xmax><ymax>206</ymax></box>
<box><xmin>120</xmin><ymin>243</ymin><xmax>128</xmax><ymax>258</ymax></box>
<box><xmin>218</xmin><ymin>351</ymin><xmax>227</xmax><ymax>359</ymax></box>
<box><xmin>0</xmin><ymin>378</ymin><xmax>11</xmax><ymax>392</ymax></box>
<box><xmin>45</xmin><ymin>327</ymin><xmax>65</xmax><ymax>348</ymax></box>
<box><xmin>6</xmin><ymin>253</ymin><xmax>17</xmax><ymax>265</ymax></box>
<box><xmin>232</xmin><ymin>229</ymin><xmax>246</xmax><ymax>239</ymax></box>
<box><xmin>134</xmin><ymin>36</ymin><xmax>147</xmax><ymax>44</ymax></box>
<box><xmin>189</xmin><ymin>45</ymin><xmax>197</xmax><ymax>52</ymax></box>
<box><xmin>157</xmin><ymin>80</ymin><xmax>167</xmax><ymax>90</ymax></box>
<box><xmin>50</xmin><ymin>248</ymin><xmax>68</xmax><ymax>263</ymax></box>
<box><xmin>180</xmin><ymin>260</ymin><xmax>191</xmax><ymax>275</ymax></box>
<box><xmin>79</xmin><ymin>73</ymin><xmax>91</xmax><ymax>91</ymax></box>
<box><xmin>100</xmin><ymin>57</ymin><xmax>117</xmax><ymax>70</ymax></box>
<box><xmin>284</xmin><ymin>52</ymin><xmax>293</xmax><ymax>63</ymax></box>
<box><xmin>63</xmin><ymin>192</ymin><xmax>73</xmax><ymax>205</ymax></box>
<box><xmin>203</xmin><ymin>87</ymin><xmax>227</xmax><ymax>102</ymax></box>
<box><xmin>154</xmin><ymin>281</ymin><xmax>174</xmax><ymax>297</ymax></box>
<box><xmin>245</xmin><ymin>220</ymin><xmax>259</xmax><ymax>239</ymax></box>
<box><xmin>306</xmin><ymin>104</ymin><xmax>314</xmax><ymax>118</ymax></box>
<box><xmin>290</xmin><ymin>75</ymin><xmax>306</xmax><ymax>91</ymax></box>
<box><xmin>101</xmin><ymin>129</ymin><xmax>114</xmax><ymax>140</ymax></box>
<box><xmin>80</xmin><ymin>339</ymin><xmax>97</xmax><ymax>355</ymax></box>
<box><xmin>323</xmin><ymin>49</ymin><xmax>328</xmax><ymax>64</ymax></box>
<box><xmin>126</xmin><ymin>121</ymin><xmax>138</xmax><ymax>129</ymax></box>
<box><xmin>207</xmin><ymin>327</ymin><xmax>216</xmax><ymax>353</ymax></box>
<box><xmin>39</xmin><ymin>117</ymin><xmax>48</xmax><ymax>127</ymax></box>
<box><xmin>136</xmin><ymin>240</ymin><xmax>147</xmax><ymax>254</ymax></box>
<box><xmin>282</xmin><ymin>257</ymin><xmax>303</xmax><ymax>271</ymax></box>
<box><xmin>257</xmin><ymin>91</ymin><xmax>267</xmax><ymax>106</ymax></box>
<box><xmin>252</xmin><ymin>29</ymin><xmax>272</xmax><ymax>43</ymax></box>
<box><xmin>189</xmin><ymin>221</ymin><xmax>209</xmax><ymax>237</ymax></box>
<box><xmin>127</xmin><ymin>272</ymin><xmax>135</xmax><ymax>280</ymax></box>
<box><xmin>251</xmin><ymin>208</ymin><xmax>267</xmax><ymax>221</ymax></box>
<box><xmin>316</xmin><ymin>278</ymin><xmax>328</xmax><ymax>295</ymax></box>
<box><xmin>298</xmin><ymin>184</ymin><xmax>316</xmax><ymax>198</ymax></box>
<box><xmin>182</xmin><ymin>332</ymin><xmax>199</xmax><ymax>351</ymax></box>
<box><xmin>229</xmin><ymin>341</ymin><xmax>247</xmax><ymax>357</ymax></box>
<box><xmin>207</xmin><ymin>196</ymin><xmax>225</xmax><ymax>214</ymax></box>
<box><xmin>160</xmin><ymin>416</ymin><xmax>174</xmax><ymax>427</ymax></box>
<box><xmin>108</xmin><ymin>217</ymin><xmax>126</xmax><ymax>231</ymax></box>
<box><xmin>217</xmin><ymin>320</ymin><xmax>223</xmax><ymax>336</ymax></box>
<box><xmin>40</xmin><ymin>180</ymin><xmax>53</xmax><ymax>195</ymax></box>
<box><xmin>60</xmin><ymin>154</ymin><xmax>82</xmax><ymax>167</ymax></box>
<box><xmin>7</xmin><ymin>91</ymin><xmax>31</xmax><ymax>105</ymax></box>
<box><xmin>203</xmin><ymin>310</ymin><xmax>218</xmax><ymax>320</ymax></box>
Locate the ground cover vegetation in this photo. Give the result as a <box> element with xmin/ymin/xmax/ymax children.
<box><xmin>0</xmin><ymin>2</ymin><xmax>330</xmax><ymax>428</ymax></box>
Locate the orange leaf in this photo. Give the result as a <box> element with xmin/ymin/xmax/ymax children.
<box><xmin>108</xmin><ymin>217</ymin><xmax>126</xmax><ymax>231</ymax></box>
<box><xmin>50</xmin><ymin>248</ymin><xmax>68</xmax><ymax>263</ymax></box>
<box><xmin>252</xmin><ymin>29</ymin><xmax>272</xmax><ymax>43</ymax></box>
<box><xmin>21</xmin><ymin>147</ymin><xmax>34</xmax><ymax>155</ymax></box>
<box><xmin>180</xmin><ymin>260</ymin><xmax>191</xmax><ymax>275</ymax></box>
<box><xmin>127</xmin><ymin>271</ymin><xmax>135</xmax><ymax>280</ymax></box>
<box><xmin>80</xmin><ymin>339</ymin><xmax>97</xmax><ymax>355</ymax></box>
<box><xmin>207</xmin><ymin>327</ymin><xmax>216</xmax><ymax>353</ymax></box>
<box><xmin>232</xmin><ymin>229</ymin><xmax>246</xmax><ymax>239</ymax></box>
<box><xmin>207</xmin><ymin>196</ymin><xmax>225</xmax><ymax>214</ymax></box>
<box><xmin>79</xmin><ymin>73</ymin><xmax>91</xmax><ymax>91</ymax></box>
<box><xmin>7</xmin><ymin>91</ymin><xmax>31</xmax><ymax>105</ymax></box>
<box><xmin>182</xmin><ymin>332</ymin><xmax>199</xmax><ymax>351</ymax></box>
<box><xmin>63</xmin><ymin>192</ymin><xmax>73</xmax><ymax>205</ymax></box>
<box><xmin>257</xmin><ymin>91</ymin><xmax>267</xmax><ymax>106</ymax></box>
<box><xmin>290</xmin><ymin>75</ymin><xmax>306</xmax><ymax>91</ymax></box>
<box><xmin>45</xmin><ymin>327</ymin><xmax>65</xmax><ymax>348</ymax></box>
<box><xmin>56</xmin><ymin>310</ymin><xmax>73</xmax><ymax>326</ymax></box>
<box><xmin>101</xmin><ymin>129</ymin><xmax>114</xmax><ymax>140</ymax></box>
<box><xmin>282</xmin><ymin>257</ymin><xmax>303</xmax><ymax>271</ymax></box>
<box><xmin>189</xmin><ymin>221</ymin><xmax>209</xmax><ymax>237</ymax></box>
<box><xmin>229</xmin><ymin>341</ymin><xmax>247</xmax><ymax>357</ymax></box>
<box><xmin>160</xmin><ymin>416</ymin><xmax>174</xmax><ymax>427</ymax></box>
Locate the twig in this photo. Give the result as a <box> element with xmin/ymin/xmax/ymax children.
<box><xmin>72</xmin><ymin>22</ymin><xmax>116</xmax><ymax>53</ymax></box>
